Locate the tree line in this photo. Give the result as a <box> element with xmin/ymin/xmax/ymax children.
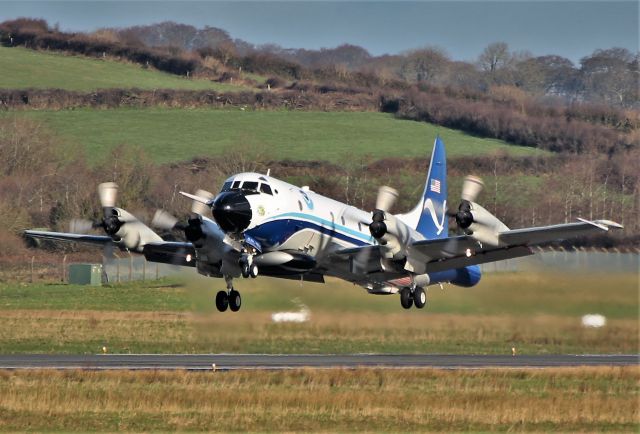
<box><xmin>105</xmin><ymin>21</ymin><xmax>639</xmax><ymax>109</ymax></box>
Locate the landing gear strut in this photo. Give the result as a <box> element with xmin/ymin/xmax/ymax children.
<box><xmin>216</xmin><ymin>276</ymin><xmax>242</xmax><ymax>312</ymax></box>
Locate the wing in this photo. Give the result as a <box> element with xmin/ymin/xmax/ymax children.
<box><xmin>411</xmin><ymin>218</ymin><xmax>623</xmax><ymax>272</ymax></box>
<box><xmin>498</xmin><ymin>218</ymin><xmax>623</xmax><ymax>246</ymax></box>
<box><xmin>25</xmin><ymin>230</ymin><xmax>115</xmax><ymax>247</ymax></box>
<box><xmin>25</xmin><ymin>230</ymin><xmax>197</xmax><ymax>267</ymax></box>
<box><xmin>334</xmin><ymin>218</ymin><xmax>622</xmax><ymax>276</ymax></box>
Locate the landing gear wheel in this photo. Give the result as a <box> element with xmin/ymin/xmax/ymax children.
<box><xmin>249</xmin><ymin>263</ymin><xmax>258</xmax><ymax>278</ymax></box>
<box><xmin>215</xmin><ymin>290</ymin><xmax>229</xmax><ymax>312</ymax></box>
<box><xmin>241</xmin><ymin>263</ymin><xmax>250</xmax><ymax>278</ymax></box>
<box><xmin>228</xmin><ymin>289</ymin><xmax>242</xmax><ymax>312</ymax></box>
<box><xmin>400</xmin><ymin>288</ymin><xmax>413</xmax><ymax>309</ymax></box>
<box><xmin>413</xmin><ymin>287</ymin><xmax>426</xmax><ymax>309</ymax></box>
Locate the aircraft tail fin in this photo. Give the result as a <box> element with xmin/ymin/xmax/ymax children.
<box><xmin>414</xmin><ymin>136</ymin><xmax>448</xmax><ymax>239</ymax></box>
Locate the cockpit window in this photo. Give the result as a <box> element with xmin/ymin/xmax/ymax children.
<box><xmin>242</xmin><ymin>181</ymin><xmax>259</xmax><ymax>192</ymax></box>
<box><xmin>220</xmin><ymin>181</ymin><xmax>233</xmax><ymax>192</ymax></box>
<box><xmin>260</xmin><ymin>184</ymin><xmax>273</xmax><ymax>195</ymax></box>
<box><xmin>231</xmin><ymin>180</ymin><xmax>241</xmax><ymax>189</ymax></box>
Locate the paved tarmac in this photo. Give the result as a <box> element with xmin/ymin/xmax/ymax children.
<box><xmin>0</xmin><ymin>354</ymin><xmax>636</xmax><ymax>370</ymax></box>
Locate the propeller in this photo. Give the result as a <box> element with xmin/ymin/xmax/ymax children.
<box><xmin>191</xmin><ymin>189</ymin><xmax>214</xmax><ymax>215</ymax></box>
<box><xmin>151</xmin><ymin>209</ymin><xmax>180</xmax><ymax>231</ymax></box>
<box><xmin>350</xmin><ymin>185</ymin><xmax>401</xmax><ymax>272</ymax></box>
<box><xmin>98</xmin><ymin>182</ymin><xmax>118</xmax><ymax>215</ymax></box>
<box><xmin>369</xmin><ymin>186</ymin><xmax>398</xmax><ymax>240</ymax></box>
<box><xmin>68</xmin><ymin>183</ymin><xmax>124</xmax><ymax>236</ymax></box>
<box><xmin>154</xmin><ymin>188</ymin><xmax>215</xmax><ymax>237</ymax></box>
<box><xmin>66</xmin><ymin>183</ymin><xmax>128</xmax><ymax>263</ymax></box>
<box><xmin>448</xmin><ymin>176</ymin><xmax>507</xmax><ymax>246</ymax></box>
<box><xmin>461</xmin><ymin>175</ymin><xmax>484</xmax><ymax>203</ymax></box>
<box><xmin>448</xmin><ymin>176</ymin><xmax>484</xmax><ymax>232</ymax></box>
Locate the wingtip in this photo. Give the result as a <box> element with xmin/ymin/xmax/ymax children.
<box><xmin>577</xmin><ymin>218</ymin><xmax>624</xmax><ymax>231</ymax></box>
<box><xmin>594</xmin><ymin>219</ymin><xmax>624</xmax><ymax>229</ymax></box>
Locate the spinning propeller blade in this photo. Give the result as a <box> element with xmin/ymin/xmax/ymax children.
<box><xmin>461</xmin><ymin>176</ymin><xmax>484</xmax><ymax>203</ymax></box>
<box><xmin>375</xmin><ymin>186</ymin><xmax>398</xmax><ymax>213</ymax></box>
<box><xmin>98</xmin><ymin>182</ymin><xmax>118</xmax><ymax>217</ymax></box>
<box><xmin>69</xmin><ymin>218</ymin><xmax>94</xmax><ymax>234</ymax></box>
<box><xmin>151</xmin><ymin>209</ymin><xmax>179</xmax><ymax>231</ymax></box>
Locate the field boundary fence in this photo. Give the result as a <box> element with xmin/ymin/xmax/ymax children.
<box><xmin>1</xmin><ymin>246</ymin><xmax>638</xmax><ymax>284</ymax></box>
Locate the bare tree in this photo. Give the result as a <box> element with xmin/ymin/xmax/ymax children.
<box><xmin>478</xmin><ymin>42</ymin><xmax>511</xmax><ymax>73</ymax></box>
<box><xmin>401</xmin><ymin>47</ymin><xmax>450</xmax><ymax>84</ymax></box>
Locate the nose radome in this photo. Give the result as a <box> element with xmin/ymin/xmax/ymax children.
<box><xmin>211</xmin><ymin>191</ymin><xmax>252</xmax><ymax>233</ymax></box>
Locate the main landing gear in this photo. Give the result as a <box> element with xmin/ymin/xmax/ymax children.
<box><xmin>216</xmin><ymin>276</ymin><xmax>242</xmax><ymax>312</ymax></box>
<box><xmin>400</xmin><ymin>287</ymin><xmax>426</xmax><ymax>310</ymax></box>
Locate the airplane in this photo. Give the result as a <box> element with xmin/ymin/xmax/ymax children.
<box><xmin>25</xmin><ymin>137</ymin><xmax>623</xmax><ymax>312</ymax></box>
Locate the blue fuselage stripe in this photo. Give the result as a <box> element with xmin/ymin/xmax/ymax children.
<box><xmin>247</xmin><ymin>212</ymin><xmax>374</xmax><ymax>248</ymax></box>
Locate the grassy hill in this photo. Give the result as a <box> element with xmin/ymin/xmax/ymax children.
<box><xmin>11</xmin><ymin>108</ymin><xmax>546</xmax><ymax>165</ymax></box>
<box><xmin>0</xmin><ymin>46</ymin><xmax>247</xmax><ymax>91</ymax></box>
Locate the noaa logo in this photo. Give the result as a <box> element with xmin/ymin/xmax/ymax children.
<box><xmin>257</xmin><ymin>205</ymin><xmax>266</xmax><ymax>216</ymax></box>
<box><xmin>423</xmin><ymin>199</ymin><xmax>447</xmax><ymax>235</ymax></box>
<box><xmin>300</xmin><ymin>191</ymin><xmax>314</xmax><ymax>210</ymax></box>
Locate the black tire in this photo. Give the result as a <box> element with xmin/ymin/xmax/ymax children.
<box><xmin>413</xmin><ymin>287</ymin><xmax>426</xmax><ymax>309</ymax></box>
<box><xmin>229</xmin><ymin>289</ymin><xmax>242</xmax><ymax>312</ymax></box>
<box><xmin>249</xmin><ymin>263</ymin><xmax>258</xmax><ymax>278</ymax></box>
<box><xmin>400</xmin><ymin>288</ymin><xmax>413</xmax><ymax>309</ymax></box>
<box><xmin>241</xmin><ymin>263</ymin><xmax>250</xmax><ymax>278</ymax></box>
<box><xmin>215</xmin><ymin>290</ymin><xmax>229</xmax><ymax>312</ymax></box>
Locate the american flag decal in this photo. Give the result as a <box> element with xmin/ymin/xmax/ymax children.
<box><xmin>430</xmin><ymin>178</ymin><xmax>441</xmax><ymax>193</ymax></box>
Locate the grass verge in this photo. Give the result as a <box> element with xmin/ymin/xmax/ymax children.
<box><xmin>0</xmin><ymin>367</ymin><xmax>637</xmax><ymax>432</ymax></box>
<box><xmin>0</xmin><ymin>273</ymin><xmax>636</xmax><ymax>355</ymax></box>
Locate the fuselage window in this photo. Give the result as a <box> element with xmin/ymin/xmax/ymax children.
<box><xmin>242</xmin><ymin>181</ymin><xmax>259</xmax><ymax>192</ymax></box>
<box><xmin>358</xmin><ymin>222</ymin><xmax>362</xmax><ymax>231</ymax></box>
<box><xmin>260</xmin><ymin>184</ymin><xmax>273</xmax><ymax>195</ymax></box>
<box><xmin>231</xmin><ymin>180</ymin><xmax>241</xmax><ymax>189</ymax></box>
<box><xmin>221</xmin><ymin>181</ymin><xmax>233</xmax><ymax>192</ymax></box>
<box><xmin>298</xmin><ymin>200</ymin><xmax>303</xmax><ymax>211</ymax></box>
<box><xmin>341</xmin><ymin>216</ymin><xmax>345</xmax><ymax>225</ymax></box>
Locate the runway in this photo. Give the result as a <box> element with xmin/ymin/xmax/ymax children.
<box><xmin>0</xmin><ymin>354</ymin><xmax>637</xmax><ymax>370</ymax></box>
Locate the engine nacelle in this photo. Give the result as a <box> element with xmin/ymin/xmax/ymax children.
<box><xmin>112</xmin><ymin>208</ymin><xmax>163</xmax><ymax>252</ymax></box>
<box><xmin>195</xmin><ymin>218</ymin><xmax>228</xmax><ymax>265</ymax></box>
<box><xmin>467</xmin><ymin>202</ymin><xmax>509</xmax><ymax>246</ymax></box>
<box><xmin>374</xmin><ymin>214</ymin><xmax>413</xmax><ymax>260</ymax></box>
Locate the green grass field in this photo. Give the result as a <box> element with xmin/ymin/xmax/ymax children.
<box><xmin>9</xmin><ymin>108</ymin><xmax>545</xmax><ymax>165</ymax></box>
<box><xmin>0</xmin><ymin>272</ymin><xmax>636</xmax><ymax>355</ymax></box>
<box><xmin>0</xmin><ymin>46</ymin><xmax>245</xmax><ymax>91</ymax></box>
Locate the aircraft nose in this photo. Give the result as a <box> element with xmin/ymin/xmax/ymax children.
<box><xmin>211</xmin><ymin>191</ymin><xmax>252</xmax><ymax>233</ymax></box>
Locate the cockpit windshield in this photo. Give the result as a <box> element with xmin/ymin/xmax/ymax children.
<box><xmin>260</xmin><ymin>184</ymin><xmax>273</xmax><ymax>195</ymax></box>
<box><xmin>242</xmin><ymin>181</ymin><xmax>259</xmax><ymax>192</ymax></box>
<box><xmin>220</xmin><ymin>179</ymin><xmax>273</xmax><ymax>195</ymax></box>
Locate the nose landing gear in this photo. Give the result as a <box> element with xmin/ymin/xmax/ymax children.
<box><xmin>239</xmin><ymin>254</ymin><xmax>258</xmax><ymax>278</ymax></box>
